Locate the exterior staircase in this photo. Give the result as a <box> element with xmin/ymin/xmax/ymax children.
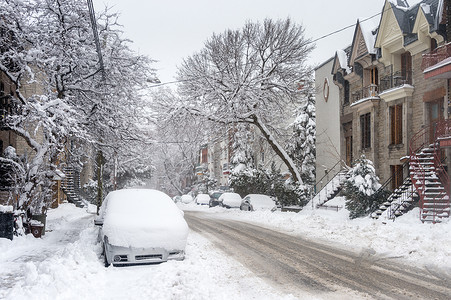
<box><xmin>313</xmin><ymin>169</ymin><xmax>348</xmax><ymax>208</ymax></box>
<box><xmin>410</xmin><ymin>120</ymin><xmax>451</xmax><ymax>223</ymax></box>
<box><xmin>372</xmin><ymin>175</ymin><xmax>418</xmax><ymax>220</ymax></box>
<box><xmin>61</xmin><ymin>166</ymin><xmax>84</xmax><ymax>208</ymax></box>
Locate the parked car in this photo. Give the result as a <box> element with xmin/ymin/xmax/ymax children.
<box><xmin>209</xmin><ymin>191</ymin><xmax>223</xmax><ymax>207</ymax></box>
<box><xmin>181</xmin><ymin>194</ymin><xmax>193</xmax><ymax>204</ymax></box>
<box><xmin>219</xmin><ymin>192</ymin><xmax>242</xmax><ymax>208</ymax></box>
<box><xmin>95</xmin><ymin>189</ymin><xmax>189</xmax><ymax>267</ymax></box>
<box><xmin>172</xmin><ymin>195</ymin><xmax>182</xmax><ymax>203</ymax></box>
<box><xmin>240</xmin><ymin>194</ymin><xmax>277</xmax><ymax>211</ymax></box>
<box><xmin>195</xmin><ymin>193</ymin><xmax>210</xmax><ymax>205</ymax></box>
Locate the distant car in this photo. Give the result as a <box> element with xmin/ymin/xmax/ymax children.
<box><xmin>195</xmin><ymin>194</ymin><xmax>210</xmax><ymax>205</ymax></box>
<box><xmin>209</xmin><ymin>191</ymin><xmax>223</xmax><ymax>207</ymax></box>
<box><xmin>181</xmin><ymin>194</ymin><xmax>193</xmax><ymax>204</ymax></box>
<box><xmin>240</xmin><ymin>194</ymin><xmax>277</xmax><ymax>211</ymax></box>
<box><xmin>95</xmin><ymin>189</ymin><xmax>189</xmax><ymax>267</ymax></box>
<box><xmin>219</xmin><ymin>192</ymin><xmax>242</xmax><ymax>208</ymax></box>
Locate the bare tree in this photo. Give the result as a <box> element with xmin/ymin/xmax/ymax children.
<box><xmin>175</xmin><ymin>18</ymin><xmax>314</xmax><ymax>184</ymax></box>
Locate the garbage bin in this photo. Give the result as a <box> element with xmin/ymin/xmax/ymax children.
<box><xmin>0</xmin><ymin>211</ymin><xmax>14</xmax><ymax>240</ymax></box>
<box><xmin>29</xmin><ymin>221</ymin><xmax>44</xmax><ymax>238</ymax></box>
<box><xmin>31</xmin><ymin>214</ymin><xmax>47</xmax><ymax>235</ymax></box>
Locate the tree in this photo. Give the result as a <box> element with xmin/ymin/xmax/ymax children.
<box><xmin>0</xmin><ymin>0</ymin><xmax>155</xmax><ymax>211</ymax></box>
<box><xmin>174</xmin><ymin>18</ymin><xmax>314</xmax><ymax>184</ymax></box>
<box><xmin>286</xmin><ymin>92</ymin><xmax>316</xmax><ymax>186</ymax></box>
<box><xmin>342</xmin><ymin>155</ymin><xmax>382</xmax><ymax>219</ymax></box>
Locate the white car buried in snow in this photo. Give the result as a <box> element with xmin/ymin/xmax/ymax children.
<box><xmin>95</xmin><ymin>189</ymin><xmax>189</xmax><ymax>266</ymax></box>
<box><xmin>219</xmin><ymin>192</ymin><xmax>242</xmax><ymax>208</ymax></box>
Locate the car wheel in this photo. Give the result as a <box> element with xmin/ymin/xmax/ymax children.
<box><xmin>103</xmin><ymin>244</ymin><xmax>110</xmax><ymax>267</ymax></box>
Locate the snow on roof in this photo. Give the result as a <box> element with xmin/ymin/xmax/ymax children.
<box><xmin>359</xmin><ymin>17</ymin><xmax>379</xmax><ymax>54</ymax></box>
<box><xmin>336</xmin><ymin>49</ymin><xmax>351</xmax><ymax>74</ymax></box>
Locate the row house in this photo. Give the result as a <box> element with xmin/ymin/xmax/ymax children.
<box><xmin>0</xmin><ymin>23</ymin><xmax>92</xmax><ymax>209</ymax></box>
<box><xmin>316</xmin><ymin>0</ymin><xmax>451</xmax><ymax>222</ymax></box>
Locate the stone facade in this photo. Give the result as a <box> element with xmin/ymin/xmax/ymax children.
<box><xmin>327</xmin><ymin>0</ymin><xmax>448</xmax><ymax>188</ymax></box>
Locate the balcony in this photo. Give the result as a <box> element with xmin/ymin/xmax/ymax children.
<box><xmin>379</xmin><ymin>71</ymin><xmax>412</xmax><ymax>92</ymax></box>
<box><xmin>422</xmin><ymin>43</ymin><xmax>451</xmax><ymax>79</ymax></box>
<box><xmin>352</xmin><ymin>84</ymin><xmax>378</xmax><ymax>103</ymax></box>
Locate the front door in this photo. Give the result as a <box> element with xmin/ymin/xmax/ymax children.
<box><xmin>429</xmin><ymin>99</ymin><xmax>443</xmax><ymax>143</ymax></box>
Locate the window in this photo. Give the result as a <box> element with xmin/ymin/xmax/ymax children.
<box><xmin>390</xmin><ymin>104</ymin><xmax>403</xmax><ymax>145</ymax></box>
<box><xmin>390</xmin><ymin>165</ymin><xmax>403</xmax><ymax>190</ymax></box>
<box><xmin>401</xmin><ymin>52</ymin><xmax>412</xmax><ymax>84</ymax></box>
<box><xmin>201</xmin><ymin>148</ymin><xmax>208</xmax><ymax>164</ymax></box>
<box><xmin>344</xmin><ymin>80</ymin><xmax>350</xmax><ymax>104</ymax></box>
<box><xmin>431</xmin><ymin>38</ymin><xmax>437</xmax><ymax>51</ymax></box>
<box><xmin>360</xmin><ymin>113</ymin><xmax>371</xmax><ymax>149</ymax></box>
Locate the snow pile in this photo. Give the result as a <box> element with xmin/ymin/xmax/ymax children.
<box><xmin>102</xmin><ymin>189</ymin><xmax>188</xmax><ymax>249</ymax></box>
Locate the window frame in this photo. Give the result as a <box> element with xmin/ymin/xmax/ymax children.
<box><xmin>360</xmin><ymin>113</ymin><xmax>371</xmax><ymax>150</ymax></box>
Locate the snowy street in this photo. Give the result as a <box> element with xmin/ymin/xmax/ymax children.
<box><xmin>1</xmin><ymin>201</ymin><xmax>451</xmax><ymax>300</ymax></box>
<box><xmin>186</xmin><ymin>211</ymin><xmax>451</xmax><ymax>300</ymax></box>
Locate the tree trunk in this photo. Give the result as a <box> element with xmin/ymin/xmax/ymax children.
<box><xmin>250</xmin><ymin>114</ymin><xmax>303</xmax><ymax>185</ymax></box>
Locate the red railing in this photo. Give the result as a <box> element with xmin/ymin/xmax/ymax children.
<box><xmin>422</xmin><ymin>43</ymin><xmax>451</xmax><ymax>71</ymax></box>
<box><xmin>409</xmin><ymin>119</ymin><xmax>451</xmax><ymax>223</ymax></box>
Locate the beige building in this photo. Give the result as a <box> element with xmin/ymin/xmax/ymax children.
<box><xmin>317</xmin><ymin>0</ymin><xmax>451</xmax><ymax>222</ymax></box>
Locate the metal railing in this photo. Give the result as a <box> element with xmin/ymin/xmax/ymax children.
<box><xmin>422</xmin><ymin>42</ymin><xmax>451</xmax><ymax>71</ymax></box>
<box><xmin>379</xmin><ymin>71</ymin><xmax>413</xmax><ymax>93</ymax></box>
<box><xmin>313</xmin><ymin>160</ymin><xmax>348</xmax><ymax>207</ymax></box>
<box><xmin>409</xmin><ymin>119</ymin><xmax>451</xmax><ymax>223</ymax></box>
<box><xmin>352</xmin><ymin>84</ymin><xmax>379</xmax><ymax>103</ymax></box>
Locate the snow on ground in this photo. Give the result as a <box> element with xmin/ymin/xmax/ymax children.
<box><xmin>0</xmin><ymin>203</ymin><xmax>299</xmax><ymax>300</ymax></box>
<box><xmin>2</xmin><ymin>198</ymin><xmax>451</xmax><ymax>300</ymax></box>
<box><xmin>183</xmin><ymin>197</ymin><xmax>451</xmax><ymax>273</ymax></box>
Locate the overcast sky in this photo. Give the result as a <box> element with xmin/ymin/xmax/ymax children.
<box><xmin>91</xmin><ymin>0</ymin><xmax>417</xmax><ymax>84</ymax></box>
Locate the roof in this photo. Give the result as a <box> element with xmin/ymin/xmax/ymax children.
<box><xmin>388</xmin><ymin>0</ymin><xmax>442</xmax><ymax>45</ymax></box>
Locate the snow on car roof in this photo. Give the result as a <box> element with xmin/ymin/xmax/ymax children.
<box><xmin>102</xmin><ymin>189</ymin><xmax>188</xmax><ymax>249</ymax></box>
<box><xmin>246</xmin><ymin>194</ymin><xmax>275</xmax><ymax>209</ymax></box>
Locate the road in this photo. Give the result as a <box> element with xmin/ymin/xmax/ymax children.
<box><xmin>185</xmin><ymin>211</ymin><xmax>451</xmax><ymax>300</ymax></box>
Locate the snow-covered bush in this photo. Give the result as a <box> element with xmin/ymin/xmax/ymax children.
<box><xmin>342</xmin><ymin>155</ymin><xmax>382</xmax><ymax>219</ymax></box>
<box><xmin>229</xmin><ymin>163</ymin><xmax>309</xmax><ymax>207</ymax></box>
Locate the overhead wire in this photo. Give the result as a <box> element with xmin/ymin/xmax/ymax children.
<box><xmin>150</xmin><ymin>3</ymin><xmax>397</xmax><ymax>87</ymax></box>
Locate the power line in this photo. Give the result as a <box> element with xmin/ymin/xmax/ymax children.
<box><xmin>151</xmin><ymin>4</ymin><xmax>394</xmax><ymax>87</ymax></box>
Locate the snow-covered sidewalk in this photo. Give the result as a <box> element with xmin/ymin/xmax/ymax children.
<box><xmin>0</xmin><ymin>203</ymin><xmax>299</xmax><ymax>300</ymax></box>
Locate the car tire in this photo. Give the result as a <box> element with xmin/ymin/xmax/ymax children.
<box><xmin>103</xmin><ymin>244</ymin><xmax>110</xmax><ymax>267</ymax></box>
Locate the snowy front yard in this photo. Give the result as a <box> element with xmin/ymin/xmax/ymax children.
<box><xmin>1</xmin><ymin>198</ymin><xmax>451</xmax><ymax>300</ymax></box>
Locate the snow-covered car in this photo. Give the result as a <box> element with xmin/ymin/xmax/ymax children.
<box><xmin>209</xmin><ymin>191</ymin><xmax>223</xmax><ymax>207</ymax></box>
<box><xmin>172</xmin><ymin>195</ymin><xmax>182</xmax><ymax>203</ymax></box>
<box><xmin>219</xmin><ymin>192</ymin><xmax>242</xmax><ymax>209</ymax></box>
<box><xmin>240</xmin><ymin>194</ymin><xmax>277</xmax><ymax>211</ymax></box>
<box><xmin>95</xmin><ymin>189</ymin><xmax>189</xmax><ymax>267</ymax></box>
<box><xmin>181</xmin><ymin>194</ymin><xmax>193</xmax><ymax>204</ymax></box>
<box><xmin>195</xmin><ymin>194</ymin><xmax>210</xmax><ymax>205</ymax></box>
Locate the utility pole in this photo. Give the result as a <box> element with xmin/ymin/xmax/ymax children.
<box><xmin>87</xmin><ymin>0</ymin><xmax>106</xmax><ymax>214</ymax></box>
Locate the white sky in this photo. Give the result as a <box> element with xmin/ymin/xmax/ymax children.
<box><xmin>91</xmin><ymin>0</ymin><xmax>418</xmax><ymax>84</ymax></box>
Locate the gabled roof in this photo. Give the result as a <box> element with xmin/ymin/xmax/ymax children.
<box><xmin>385</xmin><ymin>0</ymin><xmax>442</xmax><ymax>45</ymax></box>
<box><xmin>331</xmin><ymin>46</ymin><xmax>352</xmax><ymax>75</ymax></box>
<box><xmin>348</xmin><ymin>18</ymin><xmax>379</xmax><ymax>66</ymax></box>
